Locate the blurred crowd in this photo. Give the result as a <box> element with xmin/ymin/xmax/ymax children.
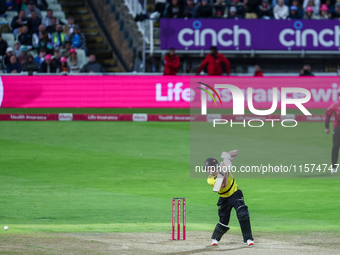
<box><xmin>153</xmin><ymin>0</ymin><xmax>340</xmax><ymax>19</ymax></box>
<box><xmin>0</xmin><ymin>0</ymin><xmax>104</xmax><ymax>74</ymax></box>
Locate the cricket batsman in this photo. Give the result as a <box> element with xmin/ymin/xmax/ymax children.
<box><xmin>325</xmin><ymin>93</ymin><xmax>340</xmax><ymax>174</ymax></box>
<box><xmin>205</xmin><ymin>150</ymin><xmax>254</xmax><ymax>246</ymax></box>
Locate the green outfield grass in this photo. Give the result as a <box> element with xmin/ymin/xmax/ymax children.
<box><xmin>0</xmin><ymin>121</ymin><xmax>339</xmax><ymax>235</ymax></box>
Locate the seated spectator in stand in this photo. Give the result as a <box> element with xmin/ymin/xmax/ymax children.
<box><xmin>18</xmin><ymin>26</ymin><xmax>32</xmax><ymax>46</ymax></box>
<box><xmin>165</xmin><ymin>0</ymin><xmax>183</xmax><ymax>18</ymax></box>
<box><xmin>304</xmin><ymin>6</ymin><xmax>319</xmax><ymax>18</ymax></box>
<box><xmin>325</xmin><ymin>0</ymin><xmax>334</xmax><ymax>14</ymax></box>
<box><xmin>22</xmin><ymin>54</ymin><xmax>39</xmax><ymax>75</ymax></box>
<box><xmin>271</xmin><ymin>0</ymin><xmax>289</xmax><ymax>7</ymax></box>
<box><xmin>61</xmin><ymin>41</ymin><xmax>71</xmax><ymax>58</ymax></box>
<box><xmin>39</xmin><ymin>54</ymin><xmax>57</xmax><ymax>73</ymax></box>
<box><xmin>25</xmin><ymin>1</ymin><xmax>42</xmax><ymax>19</ymax></box>
<box><xmin>6</xmin><ymin>55</ymin><xmax>21</xmax><ymax>73</ymax></box>
<box><xmin>17</xmin><ymin>45</ymin><xmax>28</xmax><ymax>65</ymax></box>
<box><xmin>291</xmin><ymin>0</ymin><xmax>304</xmax><ymax>18</ymax></box>
<box><xmin>196</xmin><ymin>46</ymin><xmax>230</xmax><ymax>76</ymax></box>
<box><xmin>28</xmin><ymin>10</ymin><xmax>41</xmax><ymax>34</ymax></box>
<box><xmin>273</xmin><ymin>0</ymin><xmax>289</xmax><ymax>19</ymax></box>
<box><xmin>163</xmin><ymin>48</ymin><xmax>180</xmax><ymax>75</ymax></box>
<box><xmin>11</xmin><ymin>10</ymin><xmax>28</xmax><ymax>36</ymax></box>
<box><xmin>300</xmin><ymin>64</ymin><xmax>314</xmax><ymax>76</ymax></box>
<box><xmin>319</xmin><ymin>4</ymin><xmax>330</xmax><ymax>19</ymax></box>
<box><xmin>69</xmin><ymin>25</ymin><xmax>87</xmax><ymax>53</ymax></box>
<box><xmin>331</xmin><ymin>2</ymin><xmax>340</xmax><ymax>19</ymax></box>
<box><xmin>4</xmin><ymin>47</ymin><xmax>13</xmax><ymax>66</ymax></box>
<box><xmin>196</xmin><ymin>0</ymin><xmax>213</xmax><ymax>18</ymax></box>
<box><xmin>254</xmin><ymin>65</ymin><xmax>263</xmax><ymax>76</ymax></box>
<box><xmin>228</xmin><ymin>0</ymin><xmax>245</xmax><ymax>18</ymax></box>
<box><xmin>0</xmin><ymin>34</ymin><xmax>8</xmax><ymax>56</ymax></box>
<box><xmin>42</xmin><ymin>9</ymin><xmax>53</xmax><ymax>27</ymax></box>
<box><xmin>51</xmin><ymin>48</ymin><xmax>61</xmax><ymax>68</ymax></box>
<box><xmin>80</xmin><ymin>54</ymin><xmax>105</xmax><ymax>73</ymax></box>
<box><xmin>59</xmin><ymin>56</ymin><xmax>69</xmax><ymax>73</ymax></box>
<box><xmin>52</xmin><ymin>24</ymin><xmax>67</xmax><ymax>48</ymax></box>
<box><xmin>289</xmin><ymin>5</ymin><xmax>302</xmax><ymax>19</ymax></box>
<box><xmin>35</xmin><ymin>31</ymin><xmax>53</xmax><ymax>54</ymax></box>
<box><xmin>33</xmin><ymin>24</ymin><xmax>51</xmax><ymax>48</ymax></box>
<box><xmin>45</xmin><ymin>17</ymin><xmax>57</xmax><ymax>34</ymax></box>
<box><xmin>257</xmin><ymin>0</ymin><xmax>273</xmax><ymax>19</ymax></box>
<box><xmin>214</xmin><ymin>0</ymin><xmax>227</xmax><ymax>18</ymax></box>
<box><xmin>67</xmin><ymin>48</ymin><xmax>81</xmax><ymax>73</ymax></box>
<box><xmin>303</xmin><ymin>0</ymin><xmax>320</xmax><ymax>15</ymax></box>
<box><xmin>33</xmin><ymin>47</ymin><xmax>46</xmax><ymax>68</ymax></box>
<box><xmin>183</xmin><ymin>0</ymin><xmax>197</xmax><ymax>18</ymax></box>
<box><xmin>63</xmin><ymin>17</ymin><xmax>75</xmax><ymax>36</ymax></box>
<box><xmin>227</xmin><ymin>6</ymin><xmax>241</xmax><ymax>18</ymax></box>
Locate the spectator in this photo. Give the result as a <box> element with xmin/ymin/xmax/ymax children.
<box><xmin>227</xmin><ymin>6</ymin><xmax>240</xmax><ymax>18</ymax></box>
<box><xmin>214</xmin><ymin>0</ymin><xmax>227</xmax><ymax>18</ymax></box>
<box><xmin>271</xmin><ymin>0</ymin><xmax>289</xmax><ymax>7</ymax></box>
<box><xmin>257</xmin><ymin>0</ymin><xmax>273</xmax><ymax>19</ymax></box>
<box><xmin>165</xmin><ymin>0</ymin><xmax>183</xmax><ymax>18</ymax></box>
<box><xmin>52</xmin><ymin>24</ymin><xmax>67</xmax><ymax>48</ymax></box>
<box><xmin>13</xmin><ymin>41</ymin><xmax>21</xmax><ymax>57</ymax></box>
<box><xmin>320</xmin><ymin>4</ymin><xmax>330</xmax><ymax>19</ymax></box>
<box><xmin>45</xmin><ymin>17</ymin><xmax>57</xmax><ymax>34</ymax></box>
<box><xmin>196</xmin><ymin>0</ymin><xmax>213</xmax><ymax>18</ymax></box>
<box><xmin>0</xmin><ymin>0</ymin><xmax>8</xmax><ymax>15</ymax></box>
<box><xmin>18</xmin><ymin>26</ymin><xmax>32</xmax><ymax>46</ymax></box>
<box><xmin>291</xmin><ymin>0</ymin><xmax>304</xmax><ymax>18</ymax></box>
<box><xmin>303</xmin><ymin>0</ymin><xmax>320</xmax><ymax>15</ymax></box>
<box><xmin>25</xmin><ymin>1</ymin><xmax>42</xmax><ymax>19</ymax></box>
<box><xmin>28</xmin><ymin>10</ymin><xmax>41</xmax><ymax>35</ymax></box>
<box><xmin>61</xmin><ymin>41</ymin><xmax>71</xmax><ymax>58</ymax></box>
<box><xmin>22</xmin><ymin>54</ymin><xmax>39</xmax><ymax>75</ymax></box>
<box><xmin>35</xmin><ymin>31</ymin><xmax>53</xmax><ymax>54</ymax></box>
<box><xmin>0</xmin><ymin>34</ymin><xmax>8</xmax><ymax>56</ymax></box>
<box><xmin>80</xmin><ymin>54</ymin><xmax>105</xmax><ymax>73</ymax></box>
<box><xmin>33</xmin><ymin>47</ymin><xmax>46</xmax><ymax>68</ymax></box>
<box><xmin>59</xmin><ymin>56</ymin><xmax>69</xmax><ymax>73</ymax></box>
<box><xmin>63</xmin><ymin>17</ymin><xmax>75</xmax><ymax>36</ymax></box>
<box><xmin>6</xmin><ymin>55</ymin><xmax>21</xmax><ymax>73</ymax></box>
<box><xmin>17</xmin><ymin>45</ymin><xmax>28</xmax><ymax>65</ymax></box>
<box><xmin>36</xmin><ymin>0</ymin><xmax>48</xmax><ymax>10</ymax></box>
<box><xmin>196</xmin><ymin>46</ymin><xmax>230</xmax><ymax>76</ymax></box>
<box><xmin>163</xmin><ymin>48</ymin><xmax>180</xmax><ymax>75</ymax></box>
<box><xmin>11</xmin><ymin>10</ymin><xmax>28</xmax><ymax>36</ymax></box>
<box><xmin>325</xmin><ymin>0</ymin><xmax>334</xmax><ymax>14</ymax></box>
<box><xmin>4</xmin><ymin>47</ymin><xmax>13</xmax><ymax>66</ymax></box>
<box><xmin>33</xmin><ymin>24</ymin><xmax>51</xmax><ymax>48</ymax></box>
<box><xmin>183</xmin><ymin>0</ymin><xmax>197</xmax><ymax>18</ymax></box>
<box><xmin>289</xmin><ymin>5</ymin><xmax>302</xmax><ymax>19</ymax></box>
<box><xmin>304</xmin><ymin>6</ymin><xmax>319</xmax><ymax>18</ymax></box>
<box><xmin>300</xmin><ymin>64</ymin><xmax>314</xmax><ymax>76</ymax></box>
<box><xmin>273</xmin><ymin>0</ymin><xmax>289</xmax><ymax>19</ymax></box>
<box><xmin>67</xmin><ymin>48</ymin><xmax>81</xmax><ymax>73</ymax></box>
<box><xmin>39</xmin><ymin>54</ymin><xmax>57</xmax><ymax>73</ymax></box>
<box><xmin>228</xmin><ymin>0</ymin><xmax>245</xmax><ymax>19</ymax></box>
<box><xmin>153</xmin><ymin>0</ymin><xmax>167</xmax><ymax>18</ymax></box>
<box><xmin>51</xmin><ymin>48</ymin><xmax>61</xmax><ymax>68</ymax></box>
<box><xmin>69</xmin><ymin>25</ymin><xmax>87</xmax><ymax>53</ymax></box>
<box><xmin>42</xmin><ymin>9</ymin><xmax>53</xmax><ymax>27</ymax></box>
<box><xmin>254</xmin><ymin>65</ymin><xmax>263</xmax><ymax>76</ymax></box>
<box><xmin>331</xmin><ymin>2</ymin><xmax>340</xmax><ymax>19</ymax></box>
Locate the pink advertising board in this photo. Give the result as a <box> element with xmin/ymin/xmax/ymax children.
<box><xmin>0</xmin><ymin>76</ymin><xmax>339</xmax><ymax>108</ymax></box>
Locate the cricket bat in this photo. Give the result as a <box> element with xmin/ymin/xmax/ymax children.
<box><xmin>213</xmin><ymin>152</ymin><xmax>232</xmax><ymax>193</ymax></box>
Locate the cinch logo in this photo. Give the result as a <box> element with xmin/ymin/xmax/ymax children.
<box><xmin>199</xmin><ymin>83</ymin><xmax>312</xmax><ymax>116</ymax></box>
<box><xmin>178</xmin><ymin>20</ymin><xmax>251</xmax><ymax>47</ymax></box>
<box><xmin>279</xmin><ymin>21</ymin><xmax>340</xmax><ymax>47</ymax></box>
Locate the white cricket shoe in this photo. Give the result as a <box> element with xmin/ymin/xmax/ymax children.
<box><xmin>211</xmin><ymin>239</ymin><xmax>219</xmax><ymax>246</ymax></box>
<box><xmin>331</xmin><ymin>168</ymin><xmax>337</xmax><ymax>174</ymax></box>
<box><xmin>246</xmin><ymin>239</ymin><xmax>254</xmax><ymax>246</ymax></box>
